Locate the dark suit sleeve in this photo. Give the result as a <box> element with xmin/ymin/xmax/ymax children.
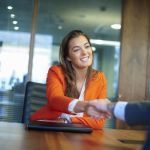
<box><xmin>125</xmin><ymin>102</ymin><xmax>150</xmax><ymax>125</ymax></box>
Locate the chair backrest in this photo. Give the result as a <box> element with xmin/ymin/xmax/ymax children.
<box><xmin>22</xmin><ymin>81</ymin><xmax>47</xmax><ymax>123</ymax></box>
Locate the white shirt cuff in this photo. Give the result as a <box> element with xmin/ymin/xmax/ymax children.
<box><xmin>114</xmin><ymin>101</ymin><xmax>128</xmax><ymax>121</ymax></box>
<box><xmin>68</xmin><ymin>99</ymin><xmax>79</xmax><ymax>113</ymax></box>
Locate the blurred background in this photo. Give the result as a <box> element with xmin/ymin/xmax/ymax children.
<box><xmin>0</xmin><ymin>0</ymin><xmax>122</xmax><ymax>127</ymax></box>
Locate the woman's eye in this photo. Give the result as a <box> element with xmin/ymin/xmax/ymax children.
<box><xmin>73</xmin><ymin>49</ymin><xmax>80</xmax><ymax>52</ymax></box>
<box><xmin>85</xmin><ymin>45</ymin><xmax>90</xmax><ymax>49</ymax></box>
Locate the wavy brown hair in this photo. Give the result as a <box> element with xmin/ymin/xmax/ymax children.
<box><xmin>59</xmin><ymin>30</ymin><xmax>94</xmax><ymax>98</ymax></box>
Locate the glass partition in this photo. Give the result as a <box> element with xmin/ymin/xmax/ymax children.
<box><xmin>0</xmin><ymin>0</ymin><xmax>122</xmax><ymax>126</ymax></box>
<box><xmin>0</xmin><ymin>0</ymin><xmax>33</xmax><ymax>122</ymax></box>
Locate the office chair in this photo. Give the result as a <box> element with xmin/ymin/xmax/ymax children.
<box><xmin>22</xmin><ymin>81</ymin><xmax>47</xmax><ymax>123</ymax></box>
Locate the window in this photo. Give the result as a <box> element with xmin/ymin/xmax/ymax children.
<box><xmin>0</xmin><ymin>0</ymin><xmax>122</xmax><ymax>128</ymax></box>
<box><xmin>0</xmin><ymin>0</ymin><xmax>33</xmax><ymax>122</ymax></box>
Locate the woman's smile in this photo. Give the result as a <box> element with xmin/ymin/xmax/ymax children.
<box><xmin>80</xmin><ymin>56</ymin><xmax>90</xmax><ymax>62</ymax></box>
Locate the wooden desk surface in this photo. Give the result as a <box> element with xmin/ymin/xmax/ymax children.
<box><xmin>0</xmin><ymin>122</ymin><xmax>146</xmax><ymax>150</ymax></box>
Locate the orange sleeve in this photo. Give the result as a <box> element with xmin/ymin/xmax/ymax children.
<box><xmin>97</xmin><ymin>72</ymin><xmax>107</xmax><ymax>98</ymax></box>
<box><xmin>46</xmin><ymin>66</ymin><xmax>74</xmax><ymax>113</ymax></box>
<box><xmin>72</xmin><ymin>72</ymin><xmax>107</xmax><ymax>129</ymax></box>
<box><xmin>71</xmin><ymin>117</ymin><xmax>105</xmax><ymax>130</ymax></box>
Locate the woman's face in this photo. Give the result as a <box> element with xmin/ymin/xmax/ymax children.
<box><xmin>67</xmin><ymin>35</ymin><xmax>93</xmax><ymax>70</ymax></box>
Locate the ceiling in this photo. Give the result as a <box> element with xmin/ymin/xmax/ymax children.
<box><xmin>0</xmin><ymin>0</ymin><xmax>122</xmax><ymax>45</ymax></box>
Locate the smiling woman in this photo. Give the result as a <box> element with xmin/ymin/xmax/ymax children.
<box><xmin>30</xmin><ymin>30</ymin><xmax>108</xmax><ymax>130</ymax></box>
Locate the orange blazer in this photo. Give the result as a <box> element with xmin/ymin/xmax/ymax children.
<box><xmin>30</xmin><ymin>65</ymin><xmax>107</xmax><ymax>129</ymax></box>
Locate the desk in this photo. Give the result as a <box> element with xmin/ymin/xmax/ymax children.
<box><xmin>0</xmin><ymin>122</ymin><xmax>146</xmax><ymax>150</ymax></box>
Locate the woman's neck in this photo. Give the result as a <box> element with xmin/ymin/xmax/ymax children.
<box><xmin>74</xmin><ymin>68</ymin><xmax>87</xmax><ymax>93</ymax></box>
<box><xmin>74</xmin><ymin>67</ymin><xmax>88</xmax><ymax>81</ymax></box>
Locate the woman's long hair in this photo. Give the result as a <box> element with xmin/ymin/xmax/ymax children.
<box><xmin>59</xmin><ymin>30</ymin><xmax>94</xmax><ymax>98</ymax></box>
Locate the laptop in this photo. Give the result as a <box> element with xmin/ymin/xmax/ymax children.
<box><xmin>25</xmin><ymin>120</ymin><xmax>93</xmax><ymax>133</ymax></box>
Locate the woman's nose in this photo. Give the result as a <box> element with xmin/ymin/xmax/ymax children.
<box><xmin>81</xmin><ymin>47</ymin><xmax>87</xmax><ymax>54</ymax></box>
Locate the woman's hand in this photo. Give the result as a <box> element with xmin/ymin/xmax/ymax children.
<box><xmin>86</xmin><ymin>99</ymin><xmax>112</xmax><ymax>119</ymax></box>
<box><xmin>86</xmin><ymin>105</ymin><xmax>108</xmax><ymax>119</ymax></box>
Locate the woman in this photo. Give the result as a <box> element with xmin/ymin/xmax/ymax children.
<box><xmin>30</xmin><ymin>30</ymin><xmax>108</xmax><ymax>129</ymax></box>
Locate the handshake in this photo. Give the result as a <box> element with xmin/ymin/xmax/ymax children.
<box><xmin>85</xmin><ymin>99</ymin><xmax>115</xmax><ymax>119</ymax></box>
